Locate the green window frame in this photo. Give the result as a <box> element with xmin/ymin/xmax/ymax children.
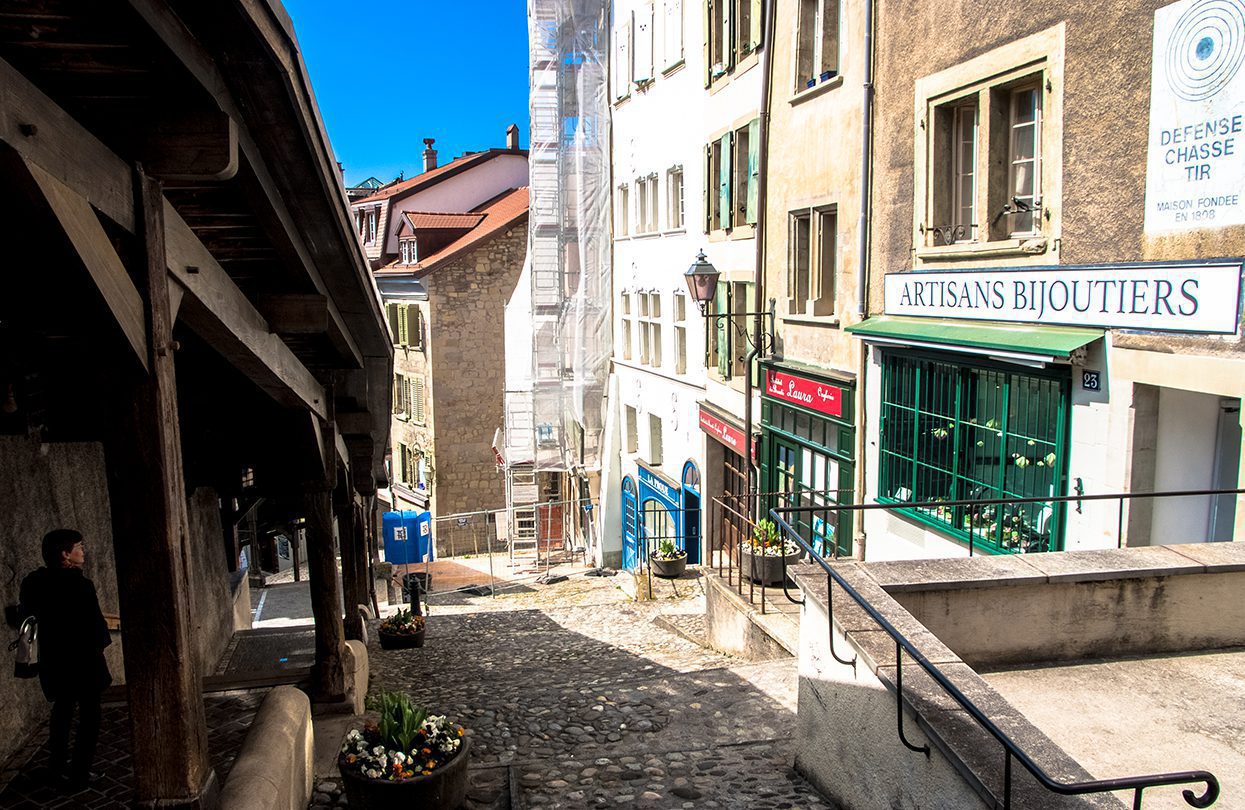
<box><xmin>878</xmin><ymin>351</ymin><xmax>1069</xmax><ymax>554</ymax></box>
<box><xmin>761</xmin><ymin>399</ymin><xmax>855</xmax><ymax>558</ymax></box>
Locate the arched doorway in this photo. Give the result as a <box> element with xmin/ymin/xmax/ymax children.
<box><xmin>681</xmin><ymin>460</ymin><xmax>701</xmax><ymax>564</ymax></box>
<box><xmin>621</xmin><ymin>476</ymin><xmax>639</xmax><ymax>571</ymax></box>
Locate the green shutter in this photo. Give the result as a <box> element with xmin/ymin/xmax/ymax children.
<box><xmin>413</xmin><ymin>378</ymin><xmax>426</xmax><ymax>424</ymax></box>
<box><xmin>746</xmin><ymin>118</ymin><xmax>759</xmax><ymax>224</ymax></box>
<box><xmin>704</xmin><ymin>143</ymin><xmax>713</xmax><ymax>233</ymax></box>
<box><xmin>718</xmin><ymin>132</ymin><xmax>732</xmax><ymax>231</ymax></box>
<box><xmin>716</xmin><ymin>282</ymin><xmax>731</xmax><ymax>378</ymax></box>
<box><xmin>750</xmin><ymin>0</ymin><xmax>762</xmax><ymax>52</ymax></box>
<box><xmin>703</xmin><ymin>0</ymin><xmax>713</xmax><ymax>87</ymax></box>
<box><xmin>837</xmin><ymin>461</ymin><xmax>854</xmax><ymax>556</ymax></box>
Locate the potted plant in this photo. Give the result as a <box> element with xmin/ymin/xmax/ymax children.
<box><xmin>339</xmin><ymin>691</ymin><xmax>470</xmax><ymax>809</ymax></box>
<box><xmin>738</xmin><ymin>518</ymin><xmax>803</xmax><ymax>586</ymax></box>
<box><xmin>378</xmin><ymin>608</ymin><xmax>425</xmax><ymax>650</ymax></box>
<box><xmin>650</xmin><ymin>539</ymin><xmax>688</xmax><ymax>579</ymax></box>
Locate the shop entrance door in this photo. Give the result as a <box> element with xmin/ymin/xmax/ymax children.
<box><xmin>622</xmin><ymin>477</ymin><xmax>639</xmax><ymax>571</ymax></box>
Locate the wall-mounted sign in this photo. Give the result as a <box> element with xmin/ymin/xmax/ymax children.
<box><xmin>764</xmin><ymin>370</ymin><xmax>844</xmax><ymax>417</ymax></box>
<box><xmin>699</xmin><ymin>407</ymin><xmax>746</xmax><ymax>453</ymax></box>
<box><xmin>637</xmin><ymin>465</ymin><xmax>680</xmax><ymax>510</ymax></box>
<box><xmin>1145</xmin><ymin>0</ymin><xmax>1245</xmax><ymax>231</ymax></box>
<box><xmin>1082</xmin><ymin>370</ymin><xmax>1102</xmax><ymax>391</ymax></box>
<box><xmin>883</xmin><ymin>263</ymin><xmax>1242</xmax><ymax>334</ymax></box>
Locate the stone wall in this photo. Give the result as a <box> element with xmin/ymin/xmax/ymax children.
<box><xmin>426</xmin><ymin>221</ymin><xmax>527</xmax><ymax>517</ymax></box>
<box><xmin>0</xmin><ymin>437</ymin><xmax>242</xmax><ymax>768</ymax></box>
<box><xmin>0</xmin><ymin>436</ymin><xmax>122</xmax><ymax>767</ymax></box>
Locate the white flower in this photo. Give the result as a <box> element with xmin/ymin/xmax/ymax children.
<box><xmin>372</xmin><ymin>746</ymin><xmax>385</xmax><ymax>756</ymax></box>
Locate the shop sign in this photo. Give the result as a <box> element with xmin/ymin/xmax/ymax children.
<box><xmin>1145</xmin><ymin>0</ymin><xmax>1245</xmax><ymax>231</ymax></box>
<box><xmin>637</xmin><ymin>465</ymin><xmax>679</xmax><ymax>509</ymax></box>
<box><xmin>764</xmin><ymin>370</ymin><xmax>844</xmax><ymax>417</ymax></box>
<box><xmin>699</xmin><ymin>407</ymin><xmax>746</xmax><ymax>452</ymax></box>
<box><xmin>883</xmin><ymin>263</ymin><xmax>1242</xmax><ymax>334</ymax></box>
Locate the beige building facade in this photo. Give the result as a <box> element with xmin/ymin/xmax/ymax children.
<box><xmin>850</xmin><ymin>1</ymin><xmax>1245</xmax><ymax>560</ymax></box>
<box><xmin>759</xmin><ymin>0</ymin><xmax>869</xmax><ymax>557</ymax></box>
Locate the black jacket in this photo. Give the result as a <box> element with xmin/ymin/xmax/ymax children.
<box><xmin>19</xmin><ymin>567</ymin><xmax>112</xmax><ymax>700</ymax></box>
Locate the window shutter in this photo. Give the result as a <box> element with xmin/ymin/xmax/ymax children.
<box><xmin>749</xmin><ymin>0</ymin><xmax>762</xmax><ymax>53</ymax></box>
<box><xmin>398</xmin><ymin>444</ymin><xmax>408</xmax><ymax>484</ymax></box>
<box><xmin>703</xmin><ymin>0</ymin><xmax>712</xmax><ymax>87</ymax></box>
<box><xmin>413</xmin><ymin>378</ymin><xmax>426</xmax><ymax>423</ymax></box>
<box><xmin>386</xmin><ymin>302</ymin><xmax>400</xmax><ymax>343</ymax></box>
<box><xmin>396</xmin><ymin>304</ymin><xmax>409</xmax><ymax>346</ymax></box>
<box><xmin>718</xmin><ymin>132</ymin><xmax>732</xmax><ymax>231</ymax></box>
<box><xmin>392</xmin><ymin>374</ymin><xmax>403</xmax><ymax>415</ymax></box>
<box><xmin>746</xmin><ymin>117</ymin><xmax>760</xmax><ymax>224</ymax></box>
<box><xmin>620</xmin><ymin>17</ymin><xmax>633</xmax><ymax>94</ymax></box>
<box><xmin>722</xmin><ymin>0</ymin><xmax>734</xmax><ymax>71</ymax></box>
<box><xmin>406</xmin><ymin>306</ymin><xmax>421</xmax><ymax>349</ymax></box>
<box><xmin>716</xmin><ymin>282</ymin><xmax>731</xmax><ymax>378</ymax></box>
<box><xmin>635</xmin><ymin>4</ymin><xmax>654</xmax><ymax>83</ymax></box>
<box><xmin>703</xmin><ymin>143</ymin><xmax>713</xmax><ymax>233</ymax></box>
<box><xmin>664</xmin><ymin>0</ymin><xmax>682</xmax><ymax>67</ymax></box>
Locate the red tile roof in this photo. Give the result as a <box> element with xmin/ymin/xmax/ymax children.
<box><xmin>350</xmin><ymin>149</ymin><xmax>526</xmax><ymax>207</ymax></box>
<box><xmin>401</xmin><ymin>211</ymin><xmax>485</xmax><ymax>231</ymax></box>
<box><xmin>378</xmin><ymin>187</ymin><xmax>529</xmax><ymax>276</ymax></box>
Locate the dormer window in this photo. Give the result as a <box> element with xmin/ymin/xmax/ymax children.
<box><xmin>400</xmin><ymin>239</ymin><xmax>417</xmax><ymax>265</ymax></box>
<box><xmin>367</xmin><ymin>209</ymin><xmax>378</xmax><ymax>243</ymax></box>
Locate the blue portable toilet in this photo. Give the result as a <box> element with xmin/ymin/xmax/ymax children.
<box><xmin>402</xmin><ymin>510</ymin><xmax>434</xmax><ymax>563</ymax></box>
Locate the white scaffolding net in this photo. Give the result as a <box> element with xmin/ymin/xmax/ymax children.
<box><xmin>507</xmin><ymin>0</ymin><xmax>611</xmax><ymax>473</ymax></box>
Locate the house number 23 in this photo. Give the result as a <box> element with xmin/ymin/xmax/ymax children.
<box><xmin>1082</xmin><ymin>371</ymin><xmax>1101</xmax><ymax>391</ymax></box>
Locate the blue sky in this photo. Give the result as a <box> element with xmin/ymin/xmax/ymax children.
<box><xmin>285</xmin><ymin>0</ymin><xmax>530</xmax><ymax>187</ymax></box>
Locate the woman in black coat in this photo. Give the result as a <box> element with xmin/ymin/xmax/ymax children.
<box><xmin>19</xmin><ymin>529</ymin><xmax>112</xmax><ymax>790</ymax></box>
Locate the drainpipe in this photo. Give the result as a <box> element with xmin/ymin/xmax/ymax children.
<box><xmin>854</xmin><ymin>0</ymin><xmax>876</xmax><ymax>558</ymax></box>
<box><xmin>745</xmin><ymin>0</ymin><xmax>779</xmax><ymax>515</ymax></box>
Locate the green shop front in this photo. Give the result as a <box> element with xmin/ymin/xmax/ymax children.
<box><xmin>758</xmin><ymin>362</ymin><xmax>856</xmax><ymax>558</ymax></box>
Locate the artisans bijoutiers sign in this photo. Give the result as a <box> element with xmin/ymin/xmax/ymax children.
<box><xmin>883</xmin><ymin>263</ymin><xmax>1242</xmax><ymax>334</ymax></box>
<box><xmin>764</xmin><ymin>370</ymin><xmax>843</xmax><ymax>418</ymax></box>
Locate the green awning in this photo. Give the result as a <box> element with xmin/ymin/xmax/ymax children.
<box><xmin>845</xmin><ymin>316</ymin><xmax>1102</xmax><ymax>359</ymax></box>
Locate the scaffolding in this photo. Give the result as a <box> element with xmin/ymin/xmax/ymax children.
<box><xmin>502</xmin><ymin>0</ymin><xmax>611</xmax><ymax>558</ymax></box>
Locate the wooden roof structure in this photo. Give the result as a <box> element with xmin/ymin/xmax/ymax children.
<box><xmin>0</xmin><ymin>0</ymin><xmax>392</xmax><ymax>492</ymax></box>
<box><xmin>0</xmin><ymin>2</ymin><xmax>393</xmax><ymax>804</ymax></box>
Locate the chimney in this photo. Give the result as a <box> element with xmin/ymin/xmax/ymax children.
<box><xmin>506</xmin><ymin>123</ymin><xmax>519</xmax><ymax>150</ymax></box>
<box><xmin>336</xmin><ymin>161</ymin><xmax>346</xmax><ymax>186</ymax></box>
<box><xmin>422</xmin><ymin>138</ymin><xmax>438</xmax><ymax>172</ymax></box>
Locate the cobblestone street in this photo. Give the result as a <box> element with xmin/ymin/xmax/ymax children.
<box><xmin>316</xmin><ymin>571</ymin><xmax>836</xmax><ymax>809</ymax></box>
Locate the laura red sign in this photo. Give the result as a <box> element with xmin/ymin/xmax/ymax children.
<box><xmin>698</xmin><ymin>408</ymin><xmax>745</xmax><ymax>452</ymax></box>
<box><xmin>764</xmin><ymin>370</ymin><xmax>843</xmax><ymax>417</ymax></box>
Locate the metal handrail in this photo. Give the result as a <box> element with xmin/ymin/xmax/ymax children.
<box><xmin>766</xmin><ymin>505</ymin><xmax>1222</xmax><ymax>809</ymax></box>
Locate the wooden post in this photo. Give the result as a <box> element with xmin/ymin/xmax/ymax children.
<box><xmin>305</xmin><ymin>482</ymin><xmax>347</xmax><ymax>702</ymax></box>
<box><xmin>291</xmin><ymin>522</ymin><xmax>302</xmax><ymax>582</ymax></box>
<box><xmin>103</xmin><ymin>168</ymin><xmax>216</xmax><ymax>809</ymax></box>
<box><xmin>340</xmin><ymin>498</ymin><xmax>366</xmax><ymax>640</ymax></box>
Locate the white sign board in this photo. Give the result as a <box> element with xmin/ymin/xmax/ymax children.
<box><xmin>883</xmin><ymin>263</ymin><xmax>1242</xmax><ymax>334</ymax></box>
<box><xmin>1145</xmin><ymin>0</ymin><xmax>1245</xmax><ymax>231</ymax></box>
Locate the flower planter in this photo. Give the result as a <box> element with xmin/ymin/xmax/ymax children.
<box><xmin>650</xmin><ymin>552</ymin><xmax>688</xmax><ymax>579</ymax></box>
<box><xmin>738</xmin><ymin>546</ymin><xmax>803</xmax><ymax>586</ymax></box>
<box><xmin>378</xmin><ymin>627</ymin><xmax>425</xmax><ymax>650</ymax></box>
<box><xmin>339</xmin><ymin>737</ymin><xmax>470</xmax><ymax>810</ymax></box>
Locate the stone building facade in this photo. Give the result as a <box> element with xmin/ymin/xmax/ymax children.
<box><xmin>379</xmin><ymin>187</ymin><xmax>529</xmax><ymax>524</ymax></box>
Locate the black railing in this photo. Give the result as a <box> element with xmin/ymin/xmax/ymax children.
<box><xmin>761</xmin><ymin>486</ymin><xmax>1245</xmax><ymax>809</ymax></box>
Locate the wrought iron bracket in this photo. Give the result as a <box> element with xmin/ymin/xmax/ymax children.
<box><xmin>895</xmin><ymin>641</ymin><xmax>931</xmax><ymax>758</ymax></box>
<box><xmin>704</xmin><ymin>299</ymin><xmax>777</xmax><ymax>358</ymax></box>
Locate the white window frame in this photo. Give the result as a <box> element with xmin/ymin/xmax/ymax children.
<box><xmin>662</xmin><ymin>0</ymin><xmax>684</xmax><ymax>69</ymax></box>
<box><xmin>1007</xmin><ymin>83</ymin><xmax>1042</xmax><ymax>237</ymax></box>
<box><xmin>667</xmin><ymin>165</ymin><xmax>684</xmax><ymax>230</ymax></box>
<box><xmin>617</xmin><ymin>184</ymin><xmax>630</xmax><ymax>236</ymax></box>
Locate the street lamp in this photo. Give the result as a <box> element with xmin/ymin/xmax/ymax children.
<box><xmin>684</xmin><ymin>250</ymin><xmax>776</xmax><ymax>515</ymax></box>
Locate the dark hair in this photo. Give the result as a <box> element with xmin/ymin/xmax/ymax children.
<box><xmin>41</xmin><ymin>529</ymin><xmax>82</xmax><ymax>568</ymax></box>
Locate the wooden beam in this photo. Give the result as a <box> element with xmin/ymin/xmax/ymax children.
<box><xmin>163</xmin><ymin>200</ymin><xmax>328</xmax><ymax>420</ymax></box>
<box><xmin>0</xmin><ymin>53</ymin><xmax>329</xmax><ymax>419</ymax></box>
<box><xmin>5</xmin><ymin>150</ymin><xmax>148</xmax><ymax>371</ymax></box>
<box><xmin>256</xmin><ymin>293</ymin><xmax>329</xmax><ymax>334</ymax></box>
<box><xmin>104</xmin><ymin>169</ymin><xmax>218</xmax><ymax>808</ymax></box>
<box><xmin>121</xmin><ymin>0</ymin><xmax>366</xmax><ymax>370</ymax></box>
<box><xmin>141</xmin><ymin>106</ymin><xmax>238</xmax><ymax>181</ymax></box>
<box><xmin>0</xmin><ymin>54</ymin><xmax>133</xmax><ymax>231</ymax></box>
